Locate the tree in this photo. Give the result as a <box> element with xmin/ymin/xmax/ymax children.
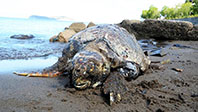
<box><xmin>160</xmin><ymin>2</ymin><xmax>192</xmax><ymax>19</ymax></box>
<box><xmin>161</xmin><ymin>6</ymin><xmax>176</xmax><ymax>19</ymax></box>
<box><xmin>178</xmin><ymin>2</ymin><xmax>192</xmax><ymax>17</ymax></box>
<box><xmin>141</xmin><ymin>1</ymin><xmax>197</xmax><ymax>19</ymax></box>
<box><xmin>141</xmin><ymin>5</ymin><xmax>161</xmax><ymax>19</ymax></box>
<box><xmin>192</xmin><ymin>0</ymin><xmax>198</xmax><ymax>14</ymax></box>
<box><xmin>186</xmin><ymin>0</ymin><xmax>198</xmax><ymax>14</ymax></box>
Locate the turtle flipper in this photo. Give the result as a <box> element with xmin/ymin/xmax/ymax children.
<box><xmin>102</xmin><ymin>72</ymin><xmax>128</xmax><ymax>106</ymax></box>
<box><xmin>119</xmin><ymin>61</ymin><xmax>140</xmax><ymax>81</ymax></box>
<box><xmin>13</xmin><ymin>72</ymin><xmax>61</xmax><ymax>77</ymax></box>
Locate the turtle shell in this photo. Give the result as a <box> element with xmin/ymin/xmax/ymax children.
<box><xmin>69</xmin><ymin>24</ymin><xmax>150</xmax><ymax>71</ymax></box>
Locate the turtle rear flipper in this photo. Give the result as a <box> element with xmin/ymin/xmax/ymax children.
<box><xmin>13</xmin><ymin>72</ymin><xmax>61</xmax><ymax>77</ymax></box>
<box><xmin>102</xmin><ymin>71</ymin><xmax>128</xmax><ymax>106</ymax></box>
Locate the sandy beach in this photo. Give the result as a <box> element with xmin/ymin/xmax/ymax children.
<box><xmin>0</xmin><ymin>40</ymin><xmax>198</xmax><ymax>112</ymax></box>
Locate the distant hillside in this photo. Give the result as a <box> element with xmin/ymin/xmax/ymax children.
<box><xmin>50</xmin><ymin>16</ymin><xmax>74</xmax><ymax>21</ymax></box>
<box><xmin>29</xmin><ymin>15</ymin><xmax>57</xmax><ymax>20</ymax></box>
<box><xmin>29</xmin><ymin>15</ymin><xmax>74</xmax><ymax>21</ymax></box>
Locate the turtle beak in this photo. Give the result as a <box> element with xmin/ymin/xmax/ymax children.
<box><xmin>74</xmin><ymin>78</ymin><xmax>91</xmax><ymax>89</ymax></box>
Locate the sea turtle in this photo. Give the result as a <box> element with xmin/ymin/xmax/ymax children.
<box><xmin>14</xmin><ymin>24</ymin><xmax>150</xmax><ymax>105</ymax></box>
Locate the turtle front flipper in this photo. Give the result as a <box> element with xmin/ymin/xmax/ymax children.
<box><xmin>13</xmin><ymin>71</ymin><xmax>61</xmax><ymax>77</ymax></box>
<box><xmin>119</xmin><ymin>61</ymin><xmax>140</xmax><ymax>81</ymax></box>
<box><xmin>102</xmin><ymin>71</ymin><xmax>128</xmax><ymax>106</ymax></box>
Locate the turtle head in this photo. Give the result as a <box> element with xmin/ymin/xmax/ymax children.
<box><xmin>72</xmin><ymin>51</ymin><xmax>110</xmax><ymax>89</ymax></box>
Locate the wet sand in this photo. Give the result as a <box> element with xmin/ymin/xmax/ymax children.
<box><xmin>0</xmin><ymin>41</ymin><xmax>198</xmax><ymax>112</ymax></box>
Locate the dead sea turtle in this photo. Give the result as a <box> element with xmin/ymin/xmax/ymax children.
<box><xmin>14</xmin><ymin>24</ymin><xmax>150</xmax><ymax>105</ymax></box>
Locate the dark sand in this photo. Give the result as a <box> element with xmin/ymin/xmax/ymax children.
<box><xmin>0</xmin><ymin>41</ymin><xmax>198</xmax><ymax>112</ymax></box>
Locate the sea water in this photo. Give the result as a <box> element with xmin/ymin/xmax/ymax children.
<box><xmin>0</xmin><ymin>17</ymin><xmax>73</xmax><ymax>74</ymax></box>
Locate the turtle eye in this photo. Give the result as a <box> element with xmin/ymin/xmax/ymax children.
<box><xmin>78</xmin><ymin>57</ymin><xmax>85</xmax><ymax>64</ymax></box>
<box><xmin>87</xmin><ymin>62</ymin><xmax>95</xmax><ymax>72</ymax></box>
<box><xmin>76</xmin><ymin>69</ymin><xmax>80</xmax><ymax>73</ymax></box>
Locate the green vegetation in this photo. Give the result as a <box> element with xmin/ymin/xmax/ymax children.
<box><xmin>141</xmin><ymin>6</ymin><xmax>160</xmax><ymax>19</ymax></box>
<box><xmin>187</xmin><ymin>0</ymin><xmax>198</xmax><ymax>14</ymax></box>
<box><xmin>141</xmin><ymin>0</ymin><xmax>198</xmax><ymax>19</ymax></box>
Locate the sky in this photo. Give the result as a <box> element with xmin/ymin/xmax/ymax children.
<box><xmin>0</xmin><ymin>0</ymin><xmax>185</xmax><ymax>23</ymax></box>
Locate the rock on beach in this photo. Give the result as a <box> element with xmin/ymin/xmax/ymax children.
<box><xmin>49</xmin><ymin>29</ymin><xmax>76</xmax><ymax>43</ymax></box>
<box><xmin>57</xmin><ymin>29</ymin><xmax>76</xmax><ymax>43</ymax></box>
<box><xmin>10</xmin><ymin>34</ymin><xmax>35</xmax><ymax>39</ymax></box>
<box><xmin>87</xmin><ymin>22</ymin><xmax>96</xmax><ymax>28</ymax></box>
<box><xmin>69</xmin><ymin>22</ymin><xmax>86</xmax><ymax>33</ymax></box>
<box><xmin>50</xmin><ymin>22</ymin><xmax>96</xmax><ymax>43</ymax></box>
<box><xmin>119</xmin><ymin>19</ymin><xmax>198</xmax><ymax>40</ymax></box>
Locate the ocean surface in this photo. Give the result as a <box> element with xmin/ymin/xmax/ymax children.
<box><xmin>0</xmin><ymin>17</ymin><xmax>74</xmax><ymax>74</ymax></box>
